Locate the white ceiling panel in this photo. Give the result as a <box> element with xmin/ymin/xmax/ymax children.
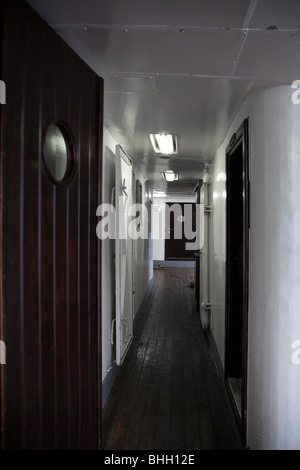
<box><xmin>235</xmin><ymin>31</ymin><xmax>300</xmax><ymax>83</ymax></box>
<box><xmin>27</xmin><ymin>0</ymin><xmax>251</xmax><ymax>28</ymax></box>
<box><xmin>52</xmin><ymin>27</ymin><xmax>245</xmax><ymax>77</ymax></box>
<box><xmin>104</xmin><ymin>75</ymin><xmax>155</xmax><ymax>94</ymax></box>
<box><xmin>104</xmin><ymin>75</ymin><xmax>253</xmax><ymax>164</ymax></box>
<box><xmin>249</xmin><ymin>0</ymin><xmax>300</xmax><ymax>30</ymax></box>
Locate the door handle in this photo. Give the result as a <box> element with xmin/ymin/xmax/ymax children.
<box><xmin>122</xmin><ymin>178</ymin><xmax>127</xmax><ymax>196</ymax></box>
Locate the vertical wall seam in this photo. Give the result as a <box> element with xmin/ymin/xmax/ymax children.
<box><xmin>66</xmin><ymin>188</ymin><xmax>71</xmax><ymax>448</ymax></box>
<box><xmin>19</xmin><ymin>68</ymin><xmax>25</xmax><ymax>449</ymax></box>
<box><xmin>77</xmin><ymin>106</ymin><xmax>81</xmax><ymax>447</ymax></box>
<box><xmin>88</xmin><ymin>89</ymin><xmax>92</xmax><ymax>448</ymax></box>
<box><xmin>37</xmin><ymin>71</ymin><xmax>43</xmax><ymax>450</ymax></box>
<box><xmin>66</xmin><ymin>83</ymin><xmax>71</xmax><ymax>449</ymax></box>
<box><xmin>52</xmin><ymin>187</ymin><xmax>57</xmax><ymax>449</ymax></box>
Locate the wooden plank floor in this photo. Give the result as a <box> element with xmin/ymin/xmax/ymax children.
<box><xmin>101</xmin><ymin>267</ymin><xmax>242</xmax><ymax>450</ymax></box>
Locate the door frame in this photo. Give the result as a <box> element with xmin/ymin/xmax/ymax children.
<box><xmin>194</xmin><ymin>180</ymin><xmax>203</xmax><ymax>312</ymax></box>
<box><xmin>164</xmin><ymin>202</ymin><xmax>196</xmax><ymax>261</ymax></box>
<box><xmin>225</xmin><ymin>118</ymin><xmax>250</xmax><ymax>445</ymax></box>
<box><xmin>115</xmin><ymin>145</ymin><xmax>133</xmax><ymax>366</ymax></box>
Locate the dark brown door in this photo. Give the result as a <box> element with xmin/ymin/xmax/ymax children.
<box><xmin>1</xmin><ymin>0</ymin><xmax>102</xmax><ymax>449</ymax></box>
<box><xmin>194</xmin><ymin>181</ymin><xmax>203</xmax><ymax>311</ymax></box>
<box><xmin>225</xmin><ymin>119</ymin><xmax>249</xmax><ymax>445</ymax></box>
<box><xmin>165</xmin><ymin>202</ymin><xmax>196</xmax><ymax>260</ymax></box>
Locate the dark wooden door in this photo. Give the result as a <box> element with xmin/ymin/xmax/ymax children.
<box><xmin>1</xmin><ymin>0</ymin><xmax>102</xmax><ymax>449</ymax></box>
<box><xmin>225</xmin><ymin>119</ymin><xmax>249</xmax><ymax>445</ymax></box>
<box><xmin>165</xmin><ymin>202</ymin><xmax>196</xmax><ymax>261</ymax></box>
<box><xmin>194</xmin><ymin>181</ymin><xmax>203</xmax><ymax>311</ymax></box>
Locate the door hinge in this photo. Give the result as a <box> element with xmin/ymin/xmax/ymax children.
<box><xmin>110</xmin><ymin>319</ymin><xmax>116</xmax><ymax>345</ymax></box>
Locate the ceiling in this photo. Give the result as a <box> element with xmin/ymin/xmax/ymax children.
<box><xmin>26</xmin><ymin>0</ymin><xmax>300</xmax><ymax>195</ymax></box>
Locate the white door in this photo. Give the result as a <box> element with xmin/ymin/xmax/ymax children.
<box><xmin>115</xmin><ymin>145</ymin><xmax>133</xmax><ymax>365</ymax></box>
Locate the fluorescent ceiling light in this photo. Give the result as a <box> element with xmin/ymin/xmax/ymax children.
<box><xmin>162</xmin><ymin>171</ymin><xmax>179</xmax><ymax>182</ymax></box>
<box><xmin>149</xmin><ymin>133</ymin><xmax>178</xmax><ymax>155</ymax></box>
<box><xmin>153</xmin><ymin>190</ymin><xmax>167</xmax><ymax>198</ymax></box>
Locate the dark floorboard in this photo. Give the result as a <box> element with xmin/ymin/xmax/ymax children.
<box><xmin>101</xmin><ymin>267</ymin><xmax>243</xmax><ymax>450</ymax></box>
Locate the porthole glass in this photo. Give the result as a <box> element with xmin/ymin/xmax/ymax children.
<box><xmin>43</xmin><ymin>119</ymin><xmax>77</xmax><ymax>185</ymax></box>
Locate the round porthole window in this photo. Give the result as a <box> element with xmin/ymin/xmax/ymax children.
<box><xmin>43</xmin><ymin>119</ymin><xmax>77</xmax><ymax>185</ymax></box>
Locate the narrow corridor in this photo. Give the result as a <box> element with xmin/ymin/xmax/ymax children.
<box><xmin>102</xmin><ymin>267</ymin><xmax>243</xmax><ymax>450</ymax></box>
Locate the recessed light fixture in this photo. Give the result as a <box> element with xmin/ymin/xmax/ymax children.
<box><xmin>162</xmin><ymin>171</ymin><xmax>179</xmax><ymax>182</ymax></box>
<box><xmin>149</xmin><ymin>132</ymin><xmax>178</xmax><ymax>155</ymax></box>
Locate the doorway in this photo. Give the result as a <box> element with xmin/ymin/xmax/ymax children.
<box><xmin>225</xmin><ymin>119</ymin><xmax>249</xmax><ymax>444</ymax></box>
<box><xmin>115</xmin><ymin>145</ymin><xmax>133</xmax><ymax>366</ymax></box>
<box><xmin>164</xmin><ymin>202</ymin><xmax>196</xmax><ymax>261</ymax></box>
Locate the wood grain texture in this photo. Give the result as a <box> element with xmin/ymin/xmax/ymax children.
<box><xmin>1</xmin><ymin>0</ymin><xmax>102</xmax><ymax>449</ymax></box>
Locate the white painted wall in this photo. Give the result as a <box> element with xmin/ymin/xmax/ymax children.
<box><xmin>101</xmin><ymin>130</ymin><xmax>118</xmax><ymax>382</ymax></box>
<box><xmin>210</xmin><ymin>85</ymin><xmax>300</xmax><ymax>449</ymax></box>
<box><xmin>101</xmin><ymin>129</ymin><xmax>153</xmax><ymax>385</ymax></box>
<box><xmin>247</xmin><ymin>86</ymin><xmax>300</xmax><ymax>450</ymax></box>
<box><xmin>132</xmin><ymin>167</ymin><xmax>153</xmax><ymax>318</ymax></box>
<box><xmin>153</xmin><ymin>195</ymin><xmax>196</xmax><ymax>261</ymax></box>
